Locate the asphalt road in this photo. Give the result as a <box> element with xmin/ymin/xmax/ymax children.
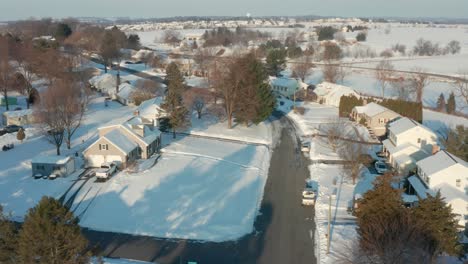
<box><xmin>84</xmin><ymin>115</ymin><xmax>316</xmax><ymax>264</ymax></box>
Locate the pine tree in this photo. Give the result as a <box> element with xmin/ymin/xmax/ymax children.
<box><xmin>411</xmin><ymin>192</ymin><xmax>463</xmax><ymax>260</ymax></box>
<box><xmin>0</xmin><ymin>205</ymin><xmax>17</xmax><ymax>264</ymax></box>
<box><xmin>447</xmin><ymin>92</ymin><xmax>456</xmax><ymax>114</ymax></box>
<box><xmin>265</xmin><ymin>48</ymin><xmax>286</xmax><ymax>76</ymax></box>
<box><xmin>162</xmin><ymin>63</ymin><xmax>190</xmax><ymax>138</ymax></box>
<box><xmin>255</xmin><ymin>83</ymin><xmax>276</xmax><ymax>124</ymax></box>
<box><xmin>16</xmin><ymin>127</ymin><xmax>25</xmax><ymax>143</ymax></box>
<box><xmin>436</xmin><ymin>93</ymin><xmax>446</xmax><ymax>112</ymax></box>
<box><xmin>17</xmin><ymin>197</ymin><xmax>89</xmax><ymax>264</ymax></box>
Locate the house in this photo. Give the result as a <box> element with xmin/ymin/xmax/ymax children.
<box><xmin>409</xmin><ymin>151</ymin><xmax>468</xmax><ymax>229</ymax></box>
<box><xmin>31</xmin><ymin>156</ymin><xmax>75</xmax><ymax>178</ymax></box>
<box><xmin>83</xmin><ymin>117</ymin><xmax>162</xmax><ymax>168</ymax></box>
<box><xmin>2</xmin><ymin>109</ymin><xmax>34</xmax><ymax>126</ymax></box>
<box><xmin>0</xmin><ymin>96</ymin><xmax>17</xmax><ymax>106</ymax></box>
<box><xmin>116</xmin><ymin>83</ymin><xmax>137</xmax><ymax>106</ymax></box>
<box><xmin>138</xmin><ymin>97</ymin><xmax>167</xmax><ymax>127</ymax></box>
<box><xmin>382</xmin><ymin>117</ymin><xmax>439</xmax><ymax>175</ymax></box>
<box><xmin>88</xmin><ymin>73</ymin><xmax>118</xmax><ymax>98</ymax></box>
<box><xmin>351</xmin><ymin>103</ymin><xmax>400</xmax><ymax>136</ymax></box>
<box><xmin>270</xmin><ymin>77</ymin><xmax>301</xmax><ymax>98</ymax></box>
<box><xmin>314</xmin><ymin>82</ymin><xmax>360</xmax><ymax>107</ymax></box>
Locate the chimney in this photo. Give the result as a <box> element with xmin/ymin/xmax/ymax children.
<box><xmin>362</xmin><ymin>99</ymin><xmax>368</xmax><ymax>106</ymax></box>
<box><xmin>432</xmin><ymin>145</ymin><xmax>440</xmax><ymax>155</ymax></box>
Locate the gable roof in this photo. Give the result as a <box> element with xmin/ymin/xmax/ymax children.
<box><xmin>354</xmin><ymin>103</ymin><xmax>397</xmax><ymax>117</ymax></box>
<box><xmin>388</xmin><ymin>117</ymin><xmax>434</xmax><ymax>137</ymax></box>
<box><xmin>117</xmin><ymin>83</ymin><xmax>136</xmax><ymax>100</ymax></box>
<box><xmin>271</xmin><ymin>77</ymin><xmax>299</xmax><ymax>88</ymax></box>
<box><xmin>31</xmin><ymin>155</ymin><xmax>72</xmax><ymax>165</ymax></box>
<box><xmin>138</xmin><ymin>97</ymin><xmax>166</xmax><ymax>118</ymax></box>
<box><xmin>102</xmin><ymin>129</ymin><xmax>138</xmax><ymax>154</ymax></box>
<box><xmin>416</xmin><ymin>150</ymin><xmax>467</xmax><ymax>176</ymax></box>
<box><xmin>314</xmin><ymin>82</ymin><xmax>360</xmax><ymax>98</ymax></box>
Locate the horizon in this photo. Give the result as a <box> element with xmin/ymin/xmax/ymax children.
<box><xmin>1</xmin><ymin>0</ymin><xmax>468</xmax><ymax>21</ymax></box>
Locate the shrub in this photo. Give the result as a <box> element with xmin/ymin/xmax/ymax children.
<box><xmin>317</xmin><ymin>26</ymin><xmax>338</xmax><ymax>41</ymax></box>
<box><xmin>356</xmin><ymin>32</ymin><xmax>367</xmax><ymax>42</ymax></box>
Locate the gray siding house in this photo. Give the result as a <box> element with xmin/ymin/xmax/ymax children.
<box><xmin>31</xmin><ymin>156</ymin><xmax>75</xmax><ymax>177</ymax></box>
<box><xmin>351</xmin><ymin>103</ymin><xmax>401</xmax><ymax>137</ymax></box>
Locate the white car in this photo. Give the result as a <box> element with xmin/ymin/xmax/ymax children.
<box><xmin>301</xmin><ymin>142</ymin><xmax>310</xmax><ymax>153</ymax></box>
<box><xmin>95</xmin><ymin>162</ymin><xmax>118</xmax><ymax>179</ymax></box>
<box><xmin>374</xmin><ymin>161</ymin><xmax>389</xmax><ymax>174</ymax></box>
<box><xmin>302</xmin><ymin>189</ymin><xmax>316</xmax><ymax>199</ymax></box>
<box><xmin>302</xmin><ymin>197</ymin><xmax>316</xmax><ymax>206</ymax></box>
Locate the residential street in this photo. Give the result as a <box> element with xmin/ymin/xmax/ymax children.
<box><xmin>84</xmin><ymin>114</ymin><xmax>317</xmax><ymax>264</ymax></box>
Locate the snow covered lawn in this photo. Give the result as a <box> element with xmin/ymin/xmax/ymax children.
<box><xmin>75</xmin><ymin>135</ymin><xmax>271</xmax><ymax>242</ymax></box>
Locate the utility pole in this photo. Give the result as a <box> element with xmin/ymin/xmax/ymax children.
<box><xmin>327</xmin><ymin>194</ymin><xmax>332</xmax><ymax>254</ymax></box>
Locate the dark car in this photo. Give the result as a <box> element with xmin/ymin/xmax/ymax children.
<box><xmin>4</xmin><ymin>125</ymin><xmax>23</xmax><ymax>133</ymax></box>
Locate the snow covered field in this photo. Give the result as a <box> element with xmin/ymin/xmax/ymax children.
<box><xmin>74</xmin><ymin>134</ymin><xmax>270</xmax><ymax>241</ymax></box>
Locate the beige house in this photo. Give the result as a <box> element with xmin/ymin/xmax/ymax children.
<box><xmin>351</xmin><ymin>103</ymin><xmax>401</xmax><ymax>137</ymax></box>
<box><xmin>2</xmin><ymin>109</ymin><xmax>34</xmax><ymax>126</ymax></box>
<box><xmin>83</xmin><ymin>117</ymin><xmax>162</xmax><ymax>168</ymax></box>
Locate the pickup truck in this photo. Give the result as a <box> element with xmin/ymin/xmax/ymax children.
<box><xmin>95</xmin><ymin>162</ymin><xmax>117</xmax><ymax>179</ymax></box>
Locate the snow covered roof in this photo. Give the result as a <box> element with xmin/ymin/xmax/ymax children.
<box><xmin>314</xmin><ymin>82</ymin><xmax>360</xmax><ymax>101</ymax></box>
<box><xmin>416</xmin><ymin>150</ymin><xmax>467</xmax><ymax>176</ymax></box>
<box><xmin>383</xmin><ymin>140</ymin><xmax>430</xmax><ymax>164</ymax></box>
<box><xmin>3</xmin><ymin>109</ymin><xmax>33</xmax><ymax>118</ymax></box>
<box><xmin>353</xmin><ymin>103</ymin><xmax>396</xmax><ymax>117</ymax></box>
<box><xmin>388</xmin><ymin>117</ymin><xmax>434</xmax><ymax>136</ymax></box>
<box><xmin>271</xmin><ymin>77</ymin><xmax>300</xmax><ymax>88</ymax></box>
<box><xmin>123</xmin><ymin>117</ymin><xmax>161</xmax><ymax>144</ymax></box>
<box><xmin>89</xmin><ymin>74</ymin><xmax>117</xmax><ymax>93</ymax></box>
<box><xmin>31</xmin><ymin>155</ymin><xmax>72</xmax><ymax>165</ymax></box>
<box><xmin>138</xmin><ymin>97</ymin><xmax>166</xmax><ymax>118</ymax></box>
<box><xmin>117</xmin><ymin>83</ymin><xmax>136</xmax><ymax>100</ymax></box>
<box><xmin>103</xmin><ymin>129</ymin><xmax>138</xmax><ymax>154</ymax></box>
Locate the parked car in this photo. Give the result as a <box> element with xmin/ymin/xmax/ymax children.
<box><xmin>0</xmin><ymin>130</ymin><xmax>7</xmax><ymax>136</ymax></box>
<box><xmin>48</xmin><ymin>174</ymin><xmax>58</xmax><ymax>180</ymax></box>
<box><xmin>33</xmin><ymin>173</ymin><xmax>43</xmax><ymax>179</ymax></box>
<box><xmin>95</xmin><ymin>162</ymin><xmax>118</xmax><ymax>179</ymax></box>
<box><xmin>301</xmin><ymin>142</ymin><xmax>310</xmax><ymax>153</ymax></box>
<box><xmin>4</xmin><ymin>125</ymin><xmax>23</xmax><ymax>133</ymax></box>
<box><xmin>302</xmin><ymin>189</ymin><xmax>316</xmax><ymax>199</ymax></box>
<box><xmin>302</xmin><ymin>197</ymin><xmax>315</xmax><ymax>206</ymax></box>
<box><xmin>374</xmin><ymin>161</ymin><xmax>389</xmax><ymax>174</ymax></box>
<box><xmin>2</xmin><ymin>143</ymin><xmax>14</xmax><ymax>151</ymax></box>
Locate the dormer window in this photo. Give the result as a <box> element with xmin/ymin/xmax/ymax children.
<box><xmin>456</xmin><ymin>179</ymin><xmax>461</xmax><ymax>187</ymax></box>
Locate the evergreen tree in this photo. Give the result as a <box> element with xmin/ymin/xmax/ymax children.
<box><xmin>162</xmin><ymin>63</ymin><xmax>190</xmax><ymax>138</ymax></box>
<box><xmin>55</xmin><ymin>23</ymin><xmax>72</xmax><ymax>40</ymax></box>
<box><xmin>17</xmin><ymin>197</ymin><xmax>89</xmax><ymax>264</ymax></box>
<box><xmin>16</xmin><ymin>127</ymin><xmax>25</xmax><ymax>143</ymax></box>
<box><xmin>254</xmin><ymin>83</ymin><xmax>276</xmax><ymax>124</ymax></box>
<box><xmin>0</xmin><ymin>205</ymin><xmax>17</xmax><ymax>264</ymax></box>
<box><xmin>442</xmin><ymin>125</ymin><xmax>468</xmax><ymax>161</ymax></box>
<box><xmin>447</xmin><ymin>92</ymin><xmax>456</xmax><ymax>114</ymax></box>
<box><xmin>436</xmin><ymin>93</ymin><xmax>446</xmax><ymax>112</ymax></box>
<box><xmin>411</xmin><ymin>192</ymin><xmax>462</xmax><ymax>260</ymax></box>
<box><xmin>126</xmin><ymin>34</ymin><xmax>141</xmax><ymax>50</ymax></box>
<box><xmin>265</xmin><ymin>48</ymin><xmax>286</xmax><ymax>76</ymax></box>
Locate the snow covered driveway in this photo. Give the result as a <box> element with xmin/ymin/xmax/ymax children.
<box><xmin>77</xmin><ymin>136</ymin><xmax>270</xmax><ymax>242</ymax></box>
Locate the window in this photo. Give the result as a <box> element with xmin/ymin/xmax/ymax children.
<box><xmin>456</xmin><ymin>179</ymin><xmax>461</xmax><ymax>187</ymax></box>
<box><xmin>417</xmin><ymin>138</ymin><xmax>421</xmax><ymax>143</ymax></box>
<box><xmin>36</xmin><ymin>165</ymin><xmax>45</xmax><ymax>170</ymax></box>
<box><xmin>379</xmin><ymin>118</ymin><xmax>384</xmax><ymax>124</ymax></box>
<box><xmin>99</xmin><ymin>144</ymin><xmax>108</xmax><ymax>151</ymax></box>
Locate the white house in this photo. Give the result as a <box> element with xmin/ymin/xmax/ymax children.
<box><xmin>314</xmin><ymin>82</ymin><xmax>360</xmax><ymax>107</ymax></box>
<box><xmin>382</xmin><ymin>117</ymin><xmax>439</xmax><ymax>175</ymax></box>
<box><xmin>88</xmin><ymin>74</ymin><xmax>118</xmax><ymax>98</ymax></box>
<box><xmin>116</xmin><ymin>83</ymin><xmax>137</xmax><ymax>106</ymax></box>
<box><xmin>412</xmin><ymin>151</ymin><xmax>468</xmax><ymax>229</ymax></box>
<box><xmin>2</xmin><ymin>109</ymin><xmax>34</xmax><ymax>126</ymax></box>
<box><xmin>137</xmin><ymin>97</ymin><xmax>167</xmax><ymax>127</ymax></box>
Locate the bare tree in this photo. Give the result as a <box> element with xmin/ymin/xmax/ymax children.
<box><xmin>14</xmin><ymin>42</ymin><xmax>40</xmax><ymax>109</ymax></box>
<box><xmin>132</xmin><ymin>79</ymin><xmax>163</xmax><ymax>105</ymax></box>
<box><xmin>194</xmin><ymin>47</ymin><xmax>216</xmax><ymax>77</ymax></box>
<box><xmin>322</xmin><ymin>64</ymin><xmax>347</xmax><ymax>84</ymax></box>
<box><xmin>452</xmin><ymin>72</ymin><xmax>468</xmax><ymax>109</ymax></box>
<box><xmin>375</xmin><ymin>60</ymin><xmax>394</xmax><ymax>98</ymax></box>
<box><xmin>409</xmin><ymin>68</ymin><xmax>429</xmax><ymax>103</ymax></box>
<box><xmin>390</xmin><ymin>78</ymin><xmax>413</xmax><ymax>101</ymax></box>
<box><xmin>0</xmin><ymin>38</ymin><xmax>15</xmax><ymax>111</ymax></box>
<box><xmin>162</xmin><ymin>30</ymin><xmax>181</xmax><ymax>46</ymax></box>
<box><xmin>291</xmin><ymin>55</ymin><xmax>314</xmax><ymax>82</ymax></box>
<box><xmin>184</xmin><ymin>88</ymin><xmax>210</xmax><ymax>119</ymax></box>
<box><xmin>321</xmin><ymin>118</ymin><xmax>349</xmax><ymax>151</ymax></box>
<box><xmin>339</xmin><ymin>129</ymin><xmax>369</xmax><ymax>184</ymax></box>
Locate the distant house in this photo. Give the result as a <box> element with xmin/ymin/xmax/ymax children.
<box><xmin>31</xmin><ymin>156</ymin><xmax>75</xmax><ymax>178</ymax></box>
<box><xmin>409</xmin><ymin>151</ymin><xmax>468</xmax><ymax>229</ymax></box>
<box><xmin>314</xmin><ymin>82</ymin><xmax>360</xmax><ymax>107</ymax></box>
<box><xmin>88</xmin><ymin>74</ymin><xmax>118</xmax><ymax>98</ymax></box>
<box><xmin>116</xmin><ymin>83</ymin><xmax>137</xmax><ymax>106</ymax></box>
<box><xmin>83</xmin><ymin>117</ymin><xmax>162</xmax><ymax>168</ymax></box>
<box><xmin>351</xmin><ymin>103</ymin><xmax>400</xmax><ymax>137</ymax></box>
<box><xmin>382</xmin><ymin>117</ymin><xmax>439</xmax><ymax>175</ymax></box>
<box><xmin>2</xmin><ymin>109</ymin><xmax>34</xmax><ymax>126</ymax></box>
<box><xmin>270</xmin><ymin>77</ymin><xmax>301</xmax><ymax>98</ymax></box>
<box><xmin>138</xmin><ymin>97</ymin><xmax>167</xmax><ymax>127</ymax></box>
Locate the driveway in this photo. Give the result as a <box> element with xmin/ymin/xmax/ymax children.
<box><xmin>84</xmin><ymin>114</ymin><xmax>316</xmax><ymax>264</ymax></box>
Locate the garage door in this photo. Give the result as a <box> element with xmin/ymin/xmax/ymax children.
<box><xmin>87</xmin><ymin>155</ymin><xmax>105</xmax><ymax>168</ymax></box>
<box><xmin>105</xmin><ymin>155</ymin><xmax>122</xmax><ymax>163</ymax></box>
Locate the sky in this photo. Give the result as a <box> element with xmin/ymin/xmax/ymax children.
<box><xmin>1</xmin><ymin>0</ymin><xmax>468</xmax><ymax>21</ymax></box>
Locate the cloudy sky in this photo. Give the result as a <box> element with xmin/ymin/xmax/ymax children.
<box><xmin>1</xmin><ymin>0</ymin><xmax>467</xmax><ymax>20</ymax></box>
